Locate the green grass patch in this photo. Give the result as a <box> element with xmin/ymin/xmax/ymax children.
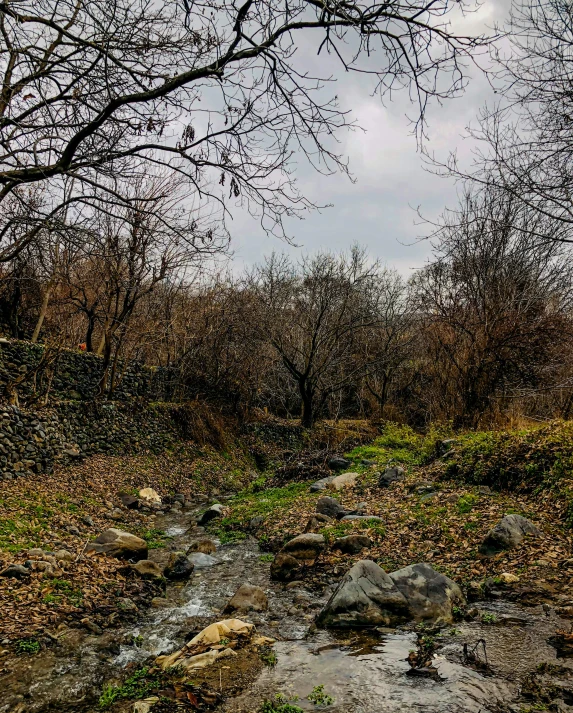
<box><xmin>98</xmin><ymin>667</ymin><xmax>167</xmax><ymax>709</ymax></box>
<box><xmin>141</xmin><ymin>528</ymin><xmax>170</xmax><ymax>549</ymax></box>
<box><xmin>210</xmin><ymin>482</ymin><xmax>314</xmax><ymax>542</ymax></box>
<box><xmin>16</xmin><ymin>638</ymin><xmax>40</xmax><ymax>655</ymax></box>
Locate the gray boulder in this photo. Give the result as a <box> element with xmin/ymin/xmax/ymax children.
<box><xmin>223</xmin><ymin>583</ymin><xmax>268</xmax><ymax>613</ymax></box>
<box><xmin>316</xmin><ymin>560</ymin><xmax>409</xmax><ymax>627</ymax></box>
<box><xmin>378</xmin><ymin>466</ymin><xmax>405</xmax><ymax>487</ymax></box>
<box><xmin>282</xmin><ymin>533</ymin><xmax>325</xmax><ymax>561</ymax></box>
<box><xmin>479</xmin><ymin>514</ymin><xmax>541</xmax><ymax>556</ymax></box>
<box><xmin>317</xmin><ymin>560</ymin><xmax>466</xmax><ymax>628</ymax></box>
<box><xmin>197</xmin><ymin>503</ymin><xmax>224</xmax><ymax>526</ymax></box>
<box><xmin>332</xmin><ymin>535</ymin><xmax>372</xmax><ymax>555</ymax></box>
<box><xmin>86</xmin><ymin>528</ymin><xmax>148</xmax><ymax>560</ymax></box>
<box><xmin>388</xmin><ymin>562</ymin><xmax>465</xmax><ymax>624</ymax></box>
<box><xmin>316</xmin><ymin>496</ymin><xmax>346</xmax><ymax>519</ymax></box>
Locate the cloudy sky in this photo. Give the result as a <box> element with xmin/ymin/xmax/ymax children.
<box><xmin>230</xmin><ymin>0</ymin><xmax>512</xmax><ymax>276</ymax></box>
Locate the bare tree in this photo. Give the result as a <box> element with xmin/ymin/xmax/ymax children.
<box><xmin>250</xmin><ymin>247</ymin><xmax>386</xmax><ymax>427</ymax></box>
<box><xmin>414</xmin><ymin>186</ymin><xmax>573</xmax><ymax>426</ymax></box>
<box><xmin>0</xmin><ymin>0</ymin><xmax>488</xmax><ymax>262</ymax></box>
<box><xmin>437</xmin><ymin>0</ymin><xmax>573</xmax><ymax>242</ymax></box>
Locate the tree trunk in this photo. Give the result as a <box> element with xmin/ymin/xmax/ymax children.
<box><xmin>85</xmin><ymin>314</ymin><xmax>96</xmax><ymax>352</ymax></box>
<box><xmin>31</xmin><ymin>283</ymin><xmax>53</xmax><ymax>343</ymax></box>
<box><xmin>300</xmin><ymin>384</ymin><xmax>314</xmax><ymax>428</ymax></box>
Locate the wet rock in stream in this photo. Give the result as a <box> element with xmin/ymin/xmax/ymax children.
<box><xmin>317</xmin><ymin>560</ymin><xmax>465</xmax><ymax>628</ymax></box>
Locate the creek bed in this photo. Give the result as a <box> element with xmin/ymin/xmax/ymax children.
<box><xmin>2</xmin><ymin>505</ymin><xmax>573</xmax><ymax>713</ymax></box>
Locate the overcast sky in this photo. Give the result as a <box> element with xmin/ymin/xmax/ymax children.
<box><xmin>229</xmin><ymin>0</ymin><xmax>512</xmax><ymax>277</ymax></box>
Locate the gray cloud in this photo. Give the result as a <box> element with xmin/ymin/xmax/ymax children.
<box><xmin>228</xmin><ymin>0</ymin><xmax>512</xmax><ymax>275</ymax></box>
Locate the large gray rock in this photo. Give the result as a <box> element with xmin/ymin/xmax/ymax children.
<box><xmin>317</xmin><ymin>560</ymin><xmax>465</xmax><ymax>628</ymax></box>
<box><xmin>388</xmin><ymin>562</ymin><xmax>465</xmax><ymax>624</ymax></box>
<box><xmin>282</xmin><ymin>533</ymin><xmax>325</xmax><ymax>561</ymax></box>
<box><xmin>316</xmin><ymin>496</ymin><xmax>346</xmax><ymax>519</ymax></box>
<box><xmin>86</xmin><ymin>528</ymin><xmax>148</xmax><ymax>560</ymax></box>
<box><xmin>316</xmin><ymin>560</ymin><xmax>409</xmax><ymax>627</ymax></box>
<box><xmin>479</xmin><ymin>514</ymin><xmax>541</xmax><ymax>556</ymax></box>
<box><xmin>223</xmin><ymin>583</ymin><xmax>268</xmax><ymax>613</ymax></box>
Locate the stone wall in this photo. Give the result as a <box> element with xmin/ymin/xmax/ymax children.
<box><xmin>0</xmin><ymin>339</ymin><xmax>177</xmax><ymax>402</ymax></box>
<box><xmin>0</xmin><ymin>401</ymin><xmax>188</xmax><ymax>481</ymax></box>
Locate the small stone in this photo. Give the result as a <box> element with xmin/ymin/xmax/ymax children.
<box><xmin>67</xmin><ymin>525</ymin><xmax>81</xmax><ymax>536</ymax></box>
<box><xmin>82</xmin><ymin>515</ymin><xmax>94</xmax><ymax>527</ymax></box>
<box><xmin>328</xmin><ymin>472</ymin><xmax>359</xmax><ymax>491</ymax></box>
<box><xmin>117</xmin><ymin>597</ymin><xmax>138</xmax><ymax>611</ymax></box>
<box><xmin>81</xmin><ymin>618</ymin><xmax>103</xmax><ymax>635</ymax></box>
<box><xmin>316</xmin><ymin>496</ymin><xmax>346</xmax><ymax>519</ymax></box>
<box><xmin>187</xmin><ymin>539</ymin><xmax>217</xmax><ymax>555</ymax></box>
<box><xmin>87</xmin><ymin>528</ymin><xmax>148</xmax><ymax>560</ymax></box>
<box><xmin>499</xmin><ymin>572</ymin><xmax>520</xmax><ymax>584</ymax></box>
<box><xmin>332</xmin><ymin>535</ymin><xmax>372</xmax><ymax>555</ymax></box>
<box><xmin>54</xmin><ymin>549</ymin><xmax>74</xmax><ymax>562</ymax></box>
<box><xmin>327</xmin><ymin>456</ymin><xmax>351</xmax><ymax>471</ymax></box>
<box><xmin>270</xmin><ymin>553</ymin><xmax>301</xmax><ymax>582</ymax></box>
<box><xmin>139</xmin><ymin>488</ymin><xmax>162</xmax><ymax>505</ymax></box>
<box><xmin>164</xmin><ymin>552</ymin><xmax>195</xmax><ymax>580</ymax></box>
<box><xmin>223</xmin><ymin>583</ymin><xmax>268</xmax><ymax>614</ymax></box>
<box><xmin>310</xmin><ymin>476</ymin><xmax>335</xmax><ymax>493</ymax></box>
<box><xmin>0</xmin><ymin>564</ymin><xmax>30</xmax><ymax>579</ymax></box>
<box><xmin>132</xmin><ymin>560</ymin><xmax>164</xmax><ymax>579</ymax></box>
<box><xmin>120</xmin><ymin>494</ymin><xmax>140</xmax><ymax>510</ymax></box>
<box><xmin>151</xmin><ymin>597</ymin><xmax>172</xmax><ymax>609</ymax></box>
<box><xmin>197</xmin><ymin>503</ymin><xmax>224</xmax><ymax>526</ymax></box>
<box><xmin>250</xmin><ymin>516</ymin><xmax>264</xmax><ymax>529</ymax></box>
<box><xmin>281</xmin><ymin>533</ymin><xmax>325</xmax><ymax>561</ymax></box>
<box><xmin>108</xmin><ymin>508</ymin><xmax>123</xmax><ymax>521</ymax></box>
<box><xmin>27</xmin><ymin>548</ymin><xmax>45</xmax><ymax>558</ymax></box>
<box><xmin>378</xmin><ymin>466</ymin><xmax>405</xmax><ymax>487</ymax></box>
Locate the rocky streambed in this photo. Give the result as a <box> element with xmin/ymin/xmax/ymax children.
<box><xmin>2</xmin><ymin>499</ymin><xmax>573</xmax><ymax>713</ymax></box>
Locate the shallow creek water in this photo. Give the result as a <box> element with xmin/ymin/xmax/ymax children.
<box><xmin>2</xmin><ymin>503</ymin><xmax>573</xmax><ymax>713</ymax></box>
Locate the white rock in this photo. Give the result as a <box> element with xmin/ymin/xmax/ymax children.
<box><xmin>139</xmin><ymin>488</ymin><xmax>162</xmax><ymax>505</ymax></box>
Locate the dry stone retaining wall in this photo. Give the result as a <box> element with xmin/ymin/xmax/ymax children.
<box><xmin>0</xmin><ymin>398</ymin><xmax>188</xmax><ymax>482</ymax></box>
<box><xmin>0</xmin><ymin>339</ymin><xmax>177</xmax><ymax>402</ymax></box>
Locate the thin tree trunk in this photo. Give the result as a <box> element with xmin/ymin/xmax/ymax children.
<box><xmin>31</xmin><ymin>283</ymin><xmax>54</xmax><ymax>343</ymax></box>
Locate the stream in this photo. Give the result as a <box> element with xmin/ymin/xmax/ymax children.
<box><xmin>2</xmin><ymin>500</ymin><xmax>573</xmax><ymax>713</ymax></box>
